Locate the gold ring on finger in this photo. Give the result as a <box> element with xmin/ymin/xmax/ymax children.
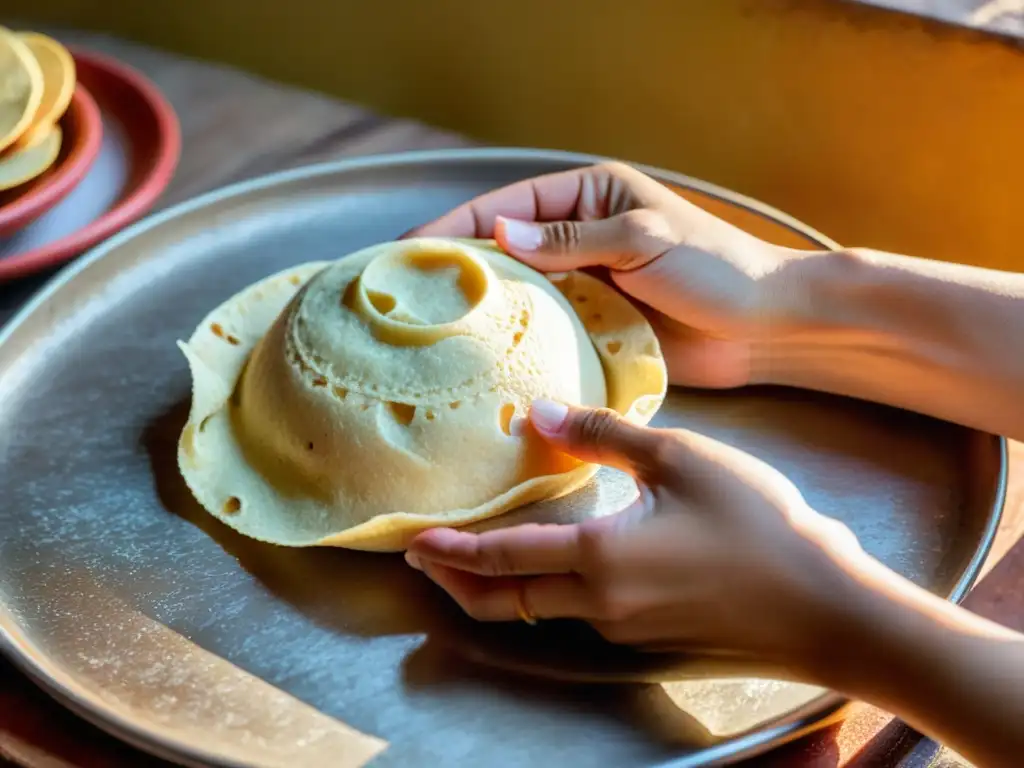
<box><xmin>514</xmin><ymin>583</ymin><xmax>537</xmax><ymax>626</ymax></box>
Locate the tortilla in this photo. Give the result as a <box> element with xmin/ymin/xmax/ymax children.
<box><xmin>0</xmin><ymin>123</ymin><xmax>61</xmax><ymax>191</ymax></box>
<box><xmin>16</xmin><ymin>32</ymin><xmax>75</xmax><ymax>139</ymax></box>
<box><xmin>177</xmin><ymin>238</ymin><xmax>667</xmax><ymax>551</ymax></box>
<box><xmin>0</xmin><ymin>27</ymin><xmax>43</xmax><ymax>153</ymax></box>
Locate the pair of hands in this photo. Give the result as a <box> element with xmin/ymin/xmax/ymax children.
<box><xmin>402</xmin><ymin>162</ymin><xmax>876</xmax><ymax>673</ymax></box>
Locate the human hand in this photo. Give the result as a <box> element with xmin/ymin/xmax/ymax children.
<box><xmin>406</xmin><ymin>162</ymin><xmax>807</xmax><ymax>389</ymax></box>
<box><xmin>405</xmin><ymin>400</ymin><xmax>874</xmax><ymax>673</ymax></box>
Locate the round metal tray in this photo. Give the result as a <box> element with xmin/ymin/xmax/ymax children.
<box><xmin>0</xmin><ymin>148</ymin><xmax>1005</xmax><ymax>768</ymax></box>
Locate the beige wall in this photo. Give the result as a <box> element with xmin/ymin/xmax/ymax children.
<box><xmin>19</xmin><ymin>0</ymin><xmax>1024</xmax><ymax>270</ymax></box>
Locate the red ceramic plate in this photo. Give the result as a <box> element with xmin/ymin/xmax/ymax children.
<box><xmin>0</xmin><ymin>48</ymin><xmax>181</xmax><ymax>282</ymax></box>
<box><xmin>0</xmin><ymin>85</ymin><xmax>104</xmax><ymax>236</ymax></box>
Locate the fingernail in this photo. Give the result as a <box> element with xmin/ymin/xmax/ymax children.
<box><xmin>499</xmin><ymin>217</ymin><xmax>543</xmax><ymax>252</ymax></box>
<box><xmin>530</xmin><ymin>399</ymin><xmax>569</xmax><ymax>434</ymax></box>
<box><xmin>404</xmin><ymin>550</ymin><xmax>423</xmax><ymax>570</ymax></box>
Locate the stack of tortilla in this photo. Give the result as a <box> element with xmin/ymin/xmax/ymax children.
<box><xmin>0</xmin><ymin>27</ymin><xmax>76</xmax><ymax>193</ymax></box>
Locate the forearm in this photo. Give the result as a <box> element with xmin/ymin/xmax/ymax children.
<box><xmin>817</xmin><ymin>561</ymin><xmax>1024</xmax><ymax>768</ymax></box>
<box><xmin>761</xmin><ymin>248</ymin><xmax>1024</xmax><ymax>440</ymax></box>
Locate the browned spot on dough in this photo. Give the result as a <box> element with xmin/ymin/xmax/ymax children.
<box><xmin>181</xmin><ymin>424</ymin><xmax>196</xmax><ymax>459</ymax></box>
<box><xmin>499</xmin><ymin>403</ymin><xmax>517</xmax><ymax>436</ymax></box>
<box><xmin>223</xmin><ymin>497</ymin><xmax>242</xmax><ymax>515</ymax></box>
<box><xmin>341</xmin><ymin>279</ymin><xmax>359</xmax><ymax>310</ymax></box>
<box><xmin>367</xmin><ymin>290</ymin><xmax>398</xmax><ymax>315</ymax></box>
<box><xmin>334</xmin><ymin>386</ymin><xmax>348</xmax><ymax>399</ymax></box>
<box><xmin>312</xmin><ymin>375</ymin><xmax>327</xmax><ymax>387</ymax></box>
<box><xmin>606</xmin><ymin>340</ymin><xmax>622</xmax><ymax>355</ymax></box>
<box><xmin>388</xmin><ymin>402</ymin><xmax>416</xmax><ymax>426</ymax></box>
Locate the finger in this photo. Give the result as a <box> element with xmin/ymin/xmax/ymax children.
<box><xmin>422</xmin><ymin>565</ymin><xmax>596</xmax><ymax>621</ymax></box>
<box><xmin>404</xmin><ymin>169</ymin><xmax>589</xmax><ymax>239</ymax></box>
<box><xmin>495</xmin><ymin>211</ymin><xmax>669</xmax><ymax>272</ymax></box>
<box><xmin>528</xmin><ymin>400</ymin><xmax>669</xmax><ymax>479</ymax></box>
<box><xmin>406</xmin><ymin>523</ymin><xmax>583</xmax><ymax>577</ymax></box>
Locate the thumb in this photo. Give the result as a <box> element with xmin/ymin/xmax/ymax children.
<box><xmin>496</xmin><ymin>211</ymin><xmax>668</xmax><ymax>273</ymax></box>
<box><xmin>528</xmin><ymin>399</ymin><xmax>666</xmax><ymax>479</ymax></box>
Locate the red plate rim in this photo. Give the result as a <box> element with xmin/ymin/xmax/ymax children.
<box><xmin>0</xmin><ymin>84</ymin><xmax>104</xmax><ymax>235</ymax></box>
<box><xmin>0</xmin><ymin>48</ymin><xmax>182</xmax><ymax>282</ymax></box>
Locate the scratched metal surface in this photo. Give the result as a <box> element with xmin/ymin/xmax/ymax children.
<box><xmin>0</xmin><ymin>149</ymin><xmax>1005</xmax><ymax>768</ymax></box>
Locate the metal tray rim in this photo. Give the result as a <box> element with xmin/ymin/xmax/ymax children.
<box><xmin>0</xmin><ymin>146</ymin><xmax>1007</xmax><ymax>767</ymax></box>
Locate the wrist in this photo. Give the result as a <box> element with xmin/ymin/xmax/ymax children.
<box><xmin>748</xmin><ymin>246</ymin><xmax>882</xmax><ymax>388</ymax></box>
<box><xmin>801</xmin><ymin>549</ymin><xmax>1024</xmax><ymax>766</ymax></box>
<box><xmin>798</xmin><ymin>548</ymin><xmax>1006</xmax><ymax>697</ymax></box>
<box><xmin>788</xmin><ymin>547</ymin><xmax>906</xmax><ymax>690</ymax></box>
<box><xmin>746</xmin><ymin>241</ymin><xmax>1024</xmax><ymax>440</ymax></box>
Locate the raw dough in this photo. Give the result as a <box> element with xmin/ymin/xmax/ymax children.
<box><xmin>177</xmin><ymin>238</ymin><xmax>667</xmax><ymax>551</ymax></box>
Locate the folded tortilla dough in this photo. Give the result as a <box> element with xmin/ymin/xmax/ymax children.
<box><xmin>177</xmin><ymin>237</ymin><xmax>667</xmax><ymax>551</ymax></box>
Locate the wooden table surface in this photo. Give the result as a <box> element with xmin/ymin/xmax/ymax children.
<box><xmin>2</xmin><ymin>28</ymin><xmax>1022</xmax><ymax>768</ymax></box>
